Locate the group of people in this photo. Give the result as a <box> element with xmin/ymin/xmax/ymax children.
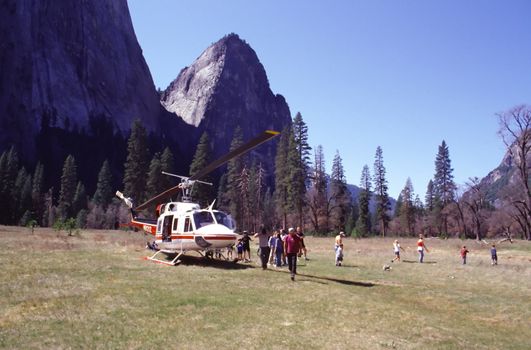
<box><xmin>389</xmin><ymin>234</ymin><xmax>499</xmax><ymax>266</ymax></box>
<box><xmin>227</xmin><ymin>230</ymin><xmax>501</xmax><ymax>282</ymax></box>
<box><xmin>230</xmin><ymin>226</ymin><xmax>308</xmax><ymax>281</ymax></box>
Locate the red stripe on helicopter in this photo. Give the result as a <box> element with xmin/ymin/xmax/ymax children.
<box><xmin>164</xmin><ymin>235</ymin><xmax>235</xmax><ymax>240</ymax></box>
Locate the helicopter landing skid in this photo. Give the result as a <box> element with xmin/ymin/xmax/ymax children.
<box><xmin>147</xmin><ymin>249</ymin><xmax>183</xmax><ymax>266</ymax></box>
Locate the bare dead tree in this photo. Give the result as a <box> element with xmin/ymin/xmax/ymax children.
<box><xmin>462</xmin><ymin>177</ymin><xmax>490</xmax><ymax>241</ymax></box>
<box><xmin>497</xmin><ymin>105</ymin><xmax>531</xmax><ymax>240</ymax></box>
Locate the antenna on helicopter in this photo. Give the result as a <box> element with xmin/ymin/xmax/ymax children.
<box><xmin>133</xmin><ymin>130</ymin><xmax>280</xmax><ymax>211</ymax></box>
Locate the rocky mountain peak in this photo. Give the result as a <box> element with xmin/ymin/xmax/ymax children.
<box><xmin>161</xmin><ymin>33</ymin><xmax>281</xmax><ymax>128</ymax></box>
<box><xmin>160</xmin><ymin>33</ymin><xmax>291</xmax><ymax>166</ymax></box>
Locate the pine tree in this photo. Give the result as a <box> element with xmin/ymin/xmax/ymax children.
<box><xmin>425</xmin><ymin>180</ymin><xmax>435</xmax><ymax>212</ymax></box>
<box><xmin>355</xmin><ymin>165</ymin><xmax>372</xmax><ymax>236</ymax></box>
<box><xmin>0</xmin><ymin>147</ymin><xmax>19</xmax><ymax>224</ymax></box>
<box><xmin>146</xmin><ymin>152</ymin><xmax>164</xmax><ymax>200</ymax></box>
<box><xmin>226</xmin><ymin>127</ymin><xmax>244</xmax><ymax>230</ymax></box>
<box><xmin>308</xmin><ymin>145</ymin><xmax>328</xmax><ymax>233</ymax></box>
<box><xmin>189</xmin><ymin>132</ymin><xmax>214</xmax><ymax>207</ymax></box>
<box><xmin>32</xmin><ymin>162</ymin><xmax>45</xmax><ymax>224</ymax></box>
<box><xmin>123</xmin><ymin>119</ymin><xmax>150</xmax><ymax>203</ymax></box>
<box><xmin>14</xmin><ymin>167</ymin><xmax>32</xmax><ymax>223</ymax></box>
<box><xmin>433</xmin><ymin>140</ymin><xmax>456</xmax><ymax>234</ymax></box>
<box><xmin>160</xmin><ymin>147</ymin><xmax>176</xmax><ymax>190</ymax></box>
<box><xmin>291</xmin><ymin>112</ymin><xmax>312</xmax><ymax>227</ymax></box>
<box><xmin>72</xmin><ymin>181</ymin><xmax>87</xmax><ymax>214</ymax></box>
<box><xmin>373</xmin><ymin>146</ymin><xmax>391</xmax><ymax>237</ymax></box>
<box><xmin>330</xmin><ymin>150</ymin><xmax>351</xmax><ymax>231</ymax></box>
<box><xmin>93</xmin><ymin>160</ymin><xmax>113</xmax><ymax>207</ymax></box>
<box><xmin>399</xmin><ymin>178</ymin><xmax>415</xmax><ymax>235</ymax></box>
<box><xmin>274</xmin><ymin>126</ymin><xmax>291</xmax><ymax>228</ymax></box>
<box><xmin>58</xmin><ymin>155</ymin><xmax>78</xmax><ymax>219</ymax></box>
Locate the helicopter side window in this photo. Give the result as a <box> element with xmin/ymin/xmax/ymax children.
<box><xmin>213</xmin><ymin>212</ymin><xmax>235</xmax><ymax>230</ymax></box>
<box><xmin>184</xmin><ymin>217</ymin><xmax>191</xmax><ymax>232</ymax></box>
<box><xmin>193</xmin><ymin>211</ymin><xmax>215</xmax><ymax>229</ymax></box>
<box><xmin>173</xmin><ymin>218</ymin><xmax>179</xmax><ymax>231</ymax></box>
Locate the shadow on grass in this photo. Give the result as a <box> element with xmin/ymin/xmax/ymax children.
<box><xmin>269</xmin><ymin>269</ymin><xmax>375</xmax><ymax>287</ymax></box>
<box><xmin>152</xmin><ymin>253</ymin><xmax>255</xmax><ymax>270</ymax></box>
<box><xmin>402</xmin><ymin>260</ymin><xmax>437</xmax><ymax>264</ymax></box>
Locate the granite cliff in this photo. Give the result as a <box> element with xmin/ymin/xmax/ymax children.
<box><xmin>161</xmin><ymin>34</ymin><xmax>292</xmax><ymax>166</ymax></box>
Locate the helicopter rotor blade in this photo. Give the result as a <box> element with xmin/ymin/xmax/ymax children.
<box><xmin>189</xmin><ymin>130</ymin><xmax>279</xmax><ymax>181</ymax></box>
<box><xmin>133</xmin><ymin>130</ymin><xmax>279</xmax><ymax>211</ymax></box>
<box><xmin>134</xmin><ymin>184</ymin><xmax>182</xmax><ymax>211</ymax></box>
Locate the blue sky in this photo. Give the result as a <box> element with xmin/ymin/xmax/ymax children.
<box><xmin>128</xmin><ymin>0</ymin><xmax>531</xmax><ymax>199</ymax></box>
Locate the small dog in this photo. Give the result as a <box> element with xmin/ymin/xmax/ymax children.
<box><xmin>383</xmin><ymin>264</ymin><xmax>392</xmax><ymax>271</ymax></box>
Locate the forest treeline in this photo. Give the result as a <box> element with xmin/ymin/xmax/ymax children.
<box><xmin>0</xmin><ymin>106</ymin><xmax>529</xmax><ymax>240</ymax></box>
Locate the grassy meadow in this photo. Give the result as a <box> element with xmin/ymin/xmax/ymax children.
<box><xmin>0</xmin><ymin>225</ymin><xmax>530</xmax><ymax>349</ymax></box>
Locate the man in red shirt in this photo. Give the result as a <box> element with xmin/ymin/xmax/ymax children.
<box><xmin>284</xmin><ymin>228</ymin><xmax>301</xmax><ymax>281</ymax></box>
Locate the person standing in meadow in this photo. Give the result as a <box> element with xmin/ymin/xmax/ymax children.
<box><xmin>297</xmin><ymin>226</ymin><xmax>308</xmax><ymax>260</ymax></box>
<box><xmin>490</xmin><ymin>244</ymin><xmax>498</xmax><ymax>265</ymax></box>
<box><xmin>460</xmin><ymin>246</ymin><xmax>470</xmax><ymax>265</ymax></box>
<box><xmin>254</xmin><ymin>227</ymin><xmax>271</xmax><ymax>270</ymax></box>
<box><xmin>284</xmin><ymin>228</ymin><xmax>301</xmax><ymax>281</ymax></box>
<box><xmin>273</xmin><ymin>231</ymin><xmax>284</xmax><ymax>267</ymax></box>
<box><xmin>391</xmin><ymin>239</ymin><xmax>405</xmax><ymax>263</ymax></box>
<box><xmin>417</xmin><ymin>234</ymin><xmax>429</xmax><ymax>263</ymax></box>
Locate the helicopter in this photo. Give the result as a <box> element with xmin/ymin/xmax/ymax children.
<box><xmin>116</xmin><ymin>130</ymin><xmax>279</xmax><ymax>265</ymax></box>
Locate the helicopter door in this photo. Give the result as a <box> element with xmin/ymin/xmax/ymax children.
<box><xmin>162</xmin><ymin>215</ymin><xmax>173</xmax><ymax>242</ymax></box>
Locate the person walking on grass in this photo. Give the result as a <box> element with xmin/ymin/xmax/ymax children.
<box><xmin>268</xmin><ymin>231</ymin><xmax>277</xmax><ymax>265</ymax></box>
<box><xmin>417</xmin><ymin>234</ymin><xmax>429</xmax><ymax>263</ymax></box>
<box><xmin>254</xmin><ymin>227</ymin><xmax>271</xmax><ymax>270</ymax></box>
<box><xmin>297</xmin><ymin>226</ymin><xmax>308</xmax><ymax>260</ymax></box>
<box><xmin>284</xmin><ymin>228</ymin><xmax>302</xmax><ymax>281</ymax></box>
<box><xmin>273</xmin><ymin>231</ymin><xmax>284</xmax><ymax>267</ymax></box>
<box><xmin>460</xmin><ymin>245</ymin><xmax>470</xmax><ymax>265</ymax></box>
<box><xmin>490</xmin><ymin>244</ymin><xmax>498</xmax><ymax>265</ymax></box>
<box><xmin>391</xmin><ymin>239</ymin><xmax>405</xmax><ymax>263</ymax></box>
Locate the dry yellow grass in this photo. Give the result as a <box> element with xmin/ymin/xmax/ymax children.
<box><xmin>0</xmin><ymin>226</ymin><xmax>530</xmax><ymax>349</ymax></box>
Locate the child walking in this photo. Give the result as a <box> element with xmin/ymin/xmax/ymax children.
<box><xmin>490</xmin><ymin>244</ymin><xmax>498</xmax><ymax>265</ymax></box>
<box><xmin>391</xmin><ymin>240</ymin><xmax>405</xmax><ymax>263</ymax></box>
<box><xmin>417</xmin><ymin>234</ymin><xmax>429</xmax><ymax>263</ymax></box>
<box><xmin>460</xmin><ymin>245</ymin><xmax>470</xmax><ymax>264</ymax></box>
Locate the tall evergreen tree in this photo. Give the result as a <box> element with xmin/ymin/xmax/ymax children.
<box><xmin>93</xmin><ymin>160</ymin><xmax>113</xmax><ymax>207</ymax></box>
<box><xmin>0</xmin><ymin>147</ymin><xmax>19</xmax><ymax>224</ymax></box>
<box><xmin>373</xmin><ymin>146</ymin><xmax>391</xmax><ymax>237</ymax></box>
<box><xmin>355</xmin><ymin>165</ymin><xmax>372</xmax><ymax>236</ymax></box>
<box><xmin>291</xmin><ymin>112</ymin><xmax>312</xmax><ymax>227</ymax></box>
<box><xmin>189</xmin><ymin>132</ymin><xmax>214</xmax><ymax>207</ymax></box>
<box><xmin>160</xmin><ymin>147</ymin><xmax>176</xmax><ymax>190</ymax></box>
<box><xmin>72</xmin><ymin>181</ymin><xmax>87</xmax><ymax>214</ymax></box>
<box><xmin>226</xmin><ymin>127</ymin><xmax>244</xmax><ymax>230</ymax></box>
<box><xmin>433</xmin><ymin>140</ymin><xmax>456</xmax><ymax>206</ymax></box>
<box><xmin>32</xmin><ymin>162</ymin><xmax>45</xmax><ymax>225</ymax></box>
<box><xmin>433</xmin><ymin>140</ymin><xmax>456</xmax><ymax>234</ymax></box>
<box><xmin>58</xmin><ymin>155</ymin><xmax>78</xmax><ymax>219</ymax></box>
<box><xmin>399</xmin><ymin>178</ymin><xmax>415</xmax><ymax>235</ymax></box>
<box><xmin>274</xmin><ymin>125</ymin><xmax>291</xmax><ymax>228</ymax></box>
<box><xmin>307</xmin><ymin>145</ymin><xmax>328</xmax><ymax>233</ymax></box>
<box><xmin>14</xmin><ymin>168</ymin><xmax>32</xmax><ymax>223</ymax></box>
<box><xmin>123</xmin><ymin>119</ymin><xmax>150</xmax><ymax>203</ymax></box>
<box><xmin>330</xmin><ymin>151</ymin><xmax>351</xmax><ymax>231</ymax></box>
<box><xmin>425</xmin><ymin>180</ymin><xmax>435</xmax><ymax>212</ymax></box>
<box><xmin>146</xmin><ymin>152</ymin><xmax>164</xmax><ymax>200</ymax></box>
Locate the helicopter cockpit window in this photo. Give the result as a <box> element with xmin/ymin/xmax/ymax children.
<box><xmin>193</xmin><ymin>211</ymin><xmax>215</xmax><ymax>228</ymax></box>
<box><xmin>213</xmin><ymin>211</ymin><xmax>235</xmax><ymax>230</ymax></box>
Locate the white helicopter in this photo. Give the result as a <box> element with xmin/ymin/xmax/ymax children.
<box><xmin>116</xmin><ymin>130</ymin><xmax>279</xmax><ymax>265</ymax></box>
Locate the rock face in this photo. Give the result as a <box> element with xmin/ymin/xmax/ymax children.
<box><xmin>0</xmin><ymin>0</ymin><xmax>162</xmax><ymax>157</ymax></box>
<box><xmin>161</xmin><ymin>34</ymin><xmax>292</xmax><ymax>164</ymax></box>
<box><xmin>479</xmin><ymin>142</ymin><xmax>529</xmax><ymax>204</ymax></box>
